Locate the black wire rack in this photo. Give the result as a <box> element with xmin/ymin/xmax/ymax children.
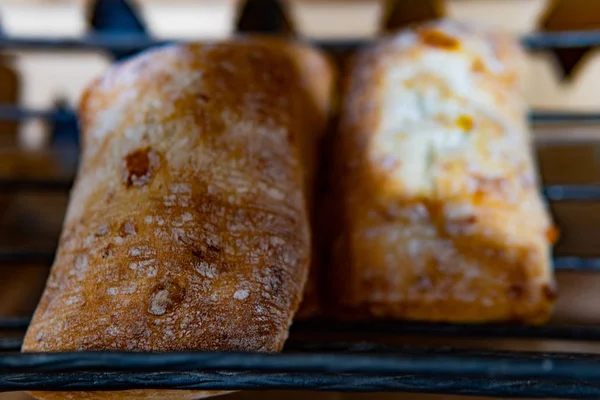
<box><xmin>4</xmin><ymin>0</ymin><xmax>600</xmax><ymax>398</ymax></box>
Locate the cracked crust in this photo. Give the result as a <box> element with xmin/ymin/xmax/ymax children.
<box><xmin>22</xmin><ymin>38</ymin><xmax>333</xmax><ymax>399</ymax></box>
<box><xmin>330</xmin><ymin>20</ymin><xmax>557</xmax><ymax>324</ymax></box>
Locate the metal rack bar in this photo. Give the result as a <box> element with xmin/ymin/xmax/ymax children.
<box><xmin>0</xmin><ymin>33</ymin><xmax>167</xmax><ymax>52</ymax></box>
<box><xmin>523</xmin><ymin>30</ymin><xmax>600</xmax><ymax>49</ymax></box>
<box><xmin>0</xmin><ymin>338</ymin><xmax>25</xmax><ymax>351</ymax></box>
<box><xmin>552</xmin><ymin>257</ymin><xmax>600</xmax><ymax>271</ymax></box>
<box><xmin>0</xmin><ymin>371</ymin><xmax>594</xmax><ymax>398</ymax></box>
<box><xmin>0</xmin><ymin>317</ymin><xmax>29</xmax><ymax>330</ymax></box>
<box><xmin>0</xmin><ymin>349</ymin><xmax>599</xmax><ymax>398</ymax></box>
<box><xmin>0</xmin><ymin>105</ymin><xmax>72</xmax><ymax>121</ymax></box>
<box><xmin>1</xmin><ymin>29</ymin><xmax>600</xmax><ymax>53</ymax></box>
<box><xmin>544</xmin><ymin>185</ymin><xmax>600</xmax><ymax>201</ymax></box>
<box><xmin>529</xmin><ymin>112</ymin><xmax>600</xmax><ymax>123</ymax></box>
<box><xmin>16</xmin><ymin>348</ymin><xmax>581</xmax><ymax>374</ymax></box>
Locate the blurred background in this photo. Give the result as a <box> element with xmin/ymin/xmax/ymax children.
<box><xmin>2</xmin><ymin>1</ymin><xmax>600</xmax><ymax>399</ymax></box>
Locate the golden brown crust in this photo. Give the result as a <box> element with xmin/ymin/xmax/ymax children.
<box><xmin>218</xmin><ymin>36</ymin><xmax>336</xmax><ymax>320</ymax></box>
<box><xmin>261</xmin><ymin>38</ymin><xmax>336</xmax><ymax>319</ymax></box>
<box><xmin>329</xmin><ymin>20</ymin><xmax>556</xmax><ymax>324</ymax></box>
<box><xmin>22</xmin><ymin>38</ymin><xmax>331</xmax><ymax>399</ymax></box>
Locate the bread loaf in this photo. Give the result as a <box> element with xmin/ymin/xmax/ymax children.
<box><xmin>330</xmin><ymin>20</ymin><xmax>557</xmax><ymax>323</ymax></box>
<box><xmin>22</xmin><ymin>38</ymin><xmax>333</xmax><ymax>399</ymax></box>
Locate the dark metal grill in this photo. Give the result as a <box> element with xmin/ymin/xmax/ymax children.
<box><xmin>3</xmin><ymin>29</ymin><xmax>600</xmax><ymax>51</ymax></box>
<box><xmin>4</xmin><ymin>348</ymin><xmax>600</xmax><ymax>398</ymax></box>
<box><xmin>3</xmin><ymin>0</ymin><xmax>600</xmax><ymax>398</ymax></box>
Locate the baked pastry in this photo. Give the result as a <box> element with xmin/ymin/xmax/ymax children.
<box><xmin>330</xmin><ymin>20</ymin><xmax>557</xmax><ymax>324</ymax></box>
<box><xmin>273</xmin><ymin>38</ymin><xmax>336</xmax><ymax>318</ymax></box>
<box><xmin>22</xmin><ymin>38</ymin><xmax>332</xmax><ymax>399</ymax></box>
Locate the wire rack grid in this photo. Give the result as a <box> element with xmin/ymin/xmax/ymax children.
<box><xmin>3</xmin><ymin>1</ymin><xmax>600</xmax><ymax>398</ymax></box>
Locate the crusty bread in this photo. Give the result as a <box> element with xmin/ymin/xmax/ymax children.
<box><xmin>22</xmin><ymin>38</ymin><xmax>333</xmax><ymax>399</ymax></box>
<box><xmin>330</xmin><ymin>20</ymin><xmax>557</xmax><ymax>324</ymax></box>
<box><xmin>271</xmin><ymin>38</ymin><xmax>336</xmax><ymax>319</ymax></box>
